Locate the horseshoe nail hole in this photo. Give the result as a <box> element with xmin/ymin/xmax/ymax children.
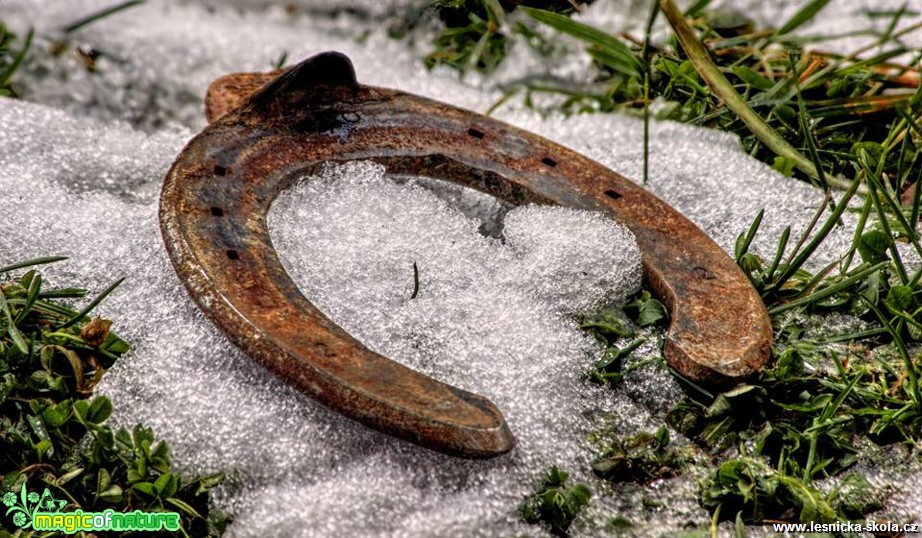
<box><xmin>694</xmin><ymin>266</ymin><xmax>716</xmax><ymax>280</ymax></box>
<box><xmin>604</xmin><ymin>189</ymin><xmax>622</xmax><ymax>200</ymax></box>
<box><xmin>210</xmin><ymin>207</ymin><xmax>224</xmax><ymax>217</ymax></box>
<box><xmin>226</xmin><ymin>249</ymin><xmax>240</xmax><ymax>260</ymax></box>
<box><xmin>541</xmin><ymin>157</ymin><xmax>557</xmax><ymax>167</ymax></box>
<box><xmin>214</xmin><ymin>165</ymin><xmax>230</xmax><ymax>177</ymax></box>
<box><xmin>467</xmin><ymin>128</ymin><xmax>485</xmax><ymax>139</ymax></box>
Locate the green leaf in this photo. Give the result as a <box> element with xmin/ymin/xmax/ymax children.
<box><xmin>735</xmin><ymin>209</ymin><xmax>764</xmax><ymax>262</ymax></box>
<box><xmin>97</xmin><ymin>468</ymin><xmax>112</xmax><ymax>494</ymax></box>
<box><xmin>34</xmin><ymin>439</ymin><xmax>53</xmax><ymax>460</ymax></box>
<box><xmin>41</xmin><ymin>400</ymin><xmax>72</xmax><ymax>428</ymax></box>
<box><xmin>15</xmin><ymin>272</ymin><xmax>42</xmax><ymax>324</ymax></box>
<box><xmin>521</xmin><ymin>466</ymin><xmax>591</xmax><ymax>535</ymax></box>
<box><xmin>154</xmin><ymin>473</ymin><xmax>179</xmax><ymax>499</ymax></box>
<box><xmin>101</xmin><ymin>335</ymin><xmax>130</xmax><ymax>354</ymax></box>
<box><xmin>73</xmin><ymin>399</ymin><xmax>89</xmax><ymax>422</ymax></box>
<box><xmin>778</xmin><ymin>474</ymin><xmax>836</xmax><ymax>523</ymax></box>
<box><xmin>654</xmin><ymin>425</ymin><xmax>670</xmax><ymax>446</ymax></box>
<box><xmin>115</xmin><ymin>428</ymin><xmax>133</xmax><ymax>449</ymax></box>
<box><xmin>86</xmin><ymin>397</ymin><xmax>113</xmax><ymax>424</ymax></box>
<box><xmin>131</xmin><ymin>481</ymin><xmax>158</xmax><ymax>502</ymax></box>
<box><xmin>586</xmin><ymin>47</ymin><xmax>643</xmax><ymax>80</ymax></box>
<box><xmin>884</xmin><ymin>285</ymin><xmax>914</xmax><ymax>315</ymax></box>
<box><xmin>98</xmin><ymin>485</ymin><xmax>123</xmax><ymax>503</ymax></box>
<box><xmin>684</xmin><ymin>0</ymin><xmax>712</xmax><ymax>17</ymax></box>
<box><xmin>637</xmin><ymin>298</ymin><xmax>668</xmax><ymax>327</ymax></box>
<box><xmin>127</xmin><ymin>468</ymin><xmax>145</xmax><ymax>484</ymax></box>
<box><xmin>857</xmin><ymin>230</ymin><xmax>892</xmax><ymax>264</ymax></box>
<box><xmin>62</xmin><ymin>0</ymin><xmax>147</xmax><ymax>34</ymax></box>
<box><xmin>56</xmin><ymin>467</ymin><xmax>84</xmax><ymax>486</ymax></box>
<box><xmin>0</xmin><ymin>28</ymin><xmax>32</xmax><ymax>89</ymax></box>
<box><xmin>772</xmin><ymin>156</ymin><xmax>796</xmax><ymax>177</ymax></box>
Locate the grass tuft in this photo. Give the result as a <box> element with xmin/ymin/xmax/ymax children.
<box><xmin>0</xmin><ymin>259</ymin><xmax>226</xmax><ymax>536</ymax></box>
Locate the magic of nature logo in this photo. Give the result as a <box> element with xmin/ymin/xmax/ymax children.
<box><xmin>3</xmin><ymin>484</ymin><xmax>180</xmax><ymax>534</ymax></box>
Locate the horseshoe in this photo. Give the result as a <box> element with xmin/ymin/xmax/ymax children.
<box><xmin>160</xmin><ymin>52</ymin><xmax>771</xmax><ymax>458</ymax></box>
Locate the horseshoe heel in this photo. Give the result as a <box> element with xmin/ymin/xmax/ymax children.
<box><xmin>160</xmin><ymin>52</ymin><xmax>771</xmax><ymax>458</ymax></box>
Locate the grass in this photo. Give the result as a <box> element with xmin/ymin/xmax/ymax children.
<box><xmin>0</xmin><ymin>257</ymin><xmax>226</xmax><ymax>537</ymax></box>
<box><xmin>520</xmin><ymin>466</ymin><xmax>592</xmax><ymax>537</ymax></box>
<box><xmin>416</xmin><ymin>0</ymin><xmax>922</xmax><ymax>534</ymax></box>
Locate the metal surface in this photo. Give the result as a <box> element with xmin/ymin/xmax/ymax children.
<box><xmin>160</xmin><ymin>51</ymin><xmax>772</xmax><ymax>458</ymax></box>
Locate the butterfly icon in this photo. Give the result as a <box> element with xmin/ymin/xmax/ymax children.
<box><xmin>35</xmin><ymin>489</ymin><xmax>66</xmax><ymax>513</ymax></box>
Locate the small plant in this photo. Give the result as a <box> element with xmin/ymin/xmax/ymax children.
<box><xmin>424</xmin><ymin>0</ymin><xmax>590</xmax><ymax>74</ymax></box>
<box><xmin>521</xmin><ymin>466</ymin><xmax>591</xmax><ymax>537</ymax></box>
<box><xmin>591</xmin><ymin>426</ymin><xmax>691</xmax><ymax>482</ymax></box>
<box><xmin>0</xmin><ymin>257</ymin><xmax>225</xmax><ymax>536</ymax></box>
<box><xmin>580</xmin><ymin>291</ymin><xmax>668</xmax><ymax>385</ymax></box>
<box><xmin>622</xmin><ymin>290</ymin><xmax>668</xmax><ymax>328</ymax></box>
<box><xmin>699</xmin><ymin>456</ymin><xmax>837</xmax><ymax>524</ymax></box>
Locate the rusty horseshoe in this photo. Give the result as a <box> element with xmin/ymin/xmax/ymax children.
<box><xmin>159</xmin><ymin>52</ymin><xmax>771</xmax><ymax>458</ymax></box>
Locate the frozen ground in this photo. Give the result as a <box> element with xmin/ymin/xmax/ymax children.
<box><xmin>0</xmin><ymin>0</ymin><xmax>919</xmax><ymax>536</ymax></box>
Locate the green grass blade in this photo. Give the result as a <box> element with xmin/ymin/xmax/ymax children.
<box><xmin>0</xmin><ymin>256</ymin><xmax>68</xmax><ymax>274</ymax></box>
<box><xmin>585</xmin><ymin>48</ymin><xmax>644</xmax><ymax>80</ymax></box>
<box><xmin>39</xmin><ymin>287</ymin><xmax>88</xmax><ymax>299</ymax></box>
<box><xmin>63</xmin><ymin>0</ymin><xmax>146</xmax><ymax>34</ymax></box>
<box><xmin>684</xmin><ymin>0</ymin><xmax>712</xmax><ymax>17</ymax></box>
<box><xmin>642</xmin><ymin>0</ymin><xmax>660</xmax><ymax>59</ymax></box>
<box><xmin>520</xmin><ymin>7</ymin><xmax>642</xmax><ymax>78</ymax></box>
<box><xmin>14</xmin><ymin>272</ymin><xmax>41</xmax><ymax>324</ymax></box>
<box><xmin>57</xmin><ymin>278</ymin><xmax>125</xmax><ymax>330</ymax></box>
<box><xmin>0</xmin><ymin>290</ymin><xmax>29</xmax><ymax>354</ymax></box>
<box><xmin>862</xmin><ymin>298</ymin><xmax>921</xmax><ymax>406</ymax></box>
<box><xmin>641</xmin><ymin>0</ymin><xmax>660</xmax><ymax>185</ymax></box>
<box><xmin>735</xmin><ymin>208</ymin><xmax>764</xmax><ymax>262</ymax></box>
<box><xmin>764</xmin><ymin>225</ymin><xmax>791</xmax><ymax>279</ymax></box>
<box><xmin>842</xmin><ymin>196</ymin><xmax>872</xmax><ymax>270</ymax></box>
<box><xmin>863</xmin><ymin>173</ymin><xmax>915</xmax><ymax>285</ymax></box>
<box><xmin>773</xmin><ymin>175</ymin><xmax>863</xmax><ymax>290</ymax></box>
<box><xmin>778</xmin><ymin>0</ymin><xmax>831</xmax><ymax>35</ymax></box>
<box><xmin>793</xmin><ymin>63</ymin><xmax>829</xmax><ymax>193</ymax></box>
<box><xmin>659</xmin><ymin>0</ymin><xmax>819</xmax><ymax>180</ymax></box>
<box><xmin>0</xmin><ymin>28</ymin><xmax>33</xmax><ymax>88</ymax></box>
<box><xmin>768</xmin><ymin>261</ymin><xmax>888</xmax><ymax>314</ymax></box>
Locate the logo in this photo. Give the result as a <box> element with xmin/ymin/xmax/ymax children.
<box><xmin>3</xmin><ymin>484</ymin><xmax>180</xmax><ymax>534</ymax></box>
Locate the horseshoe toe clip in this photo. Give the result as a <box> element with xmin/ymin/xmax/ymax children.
<box><xmin>160</xmin><ymin>52</ymin><xmax>772</xmax><ymax>458</ymax></box>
